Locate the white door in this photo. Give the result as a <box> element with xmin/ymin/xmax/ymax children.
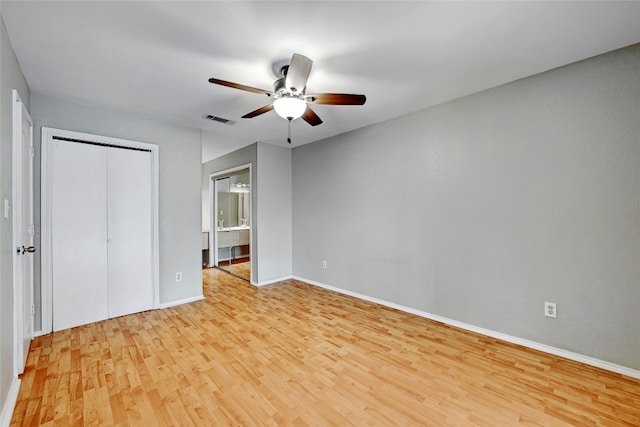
<box><xmin>51</xmin><ymin>140</ymin><xmax>154</xmax><ymax>331</ymax></box>
<box><xmin>107</xmin><ymin>148</ymin><xmax>153</xmax><ymax>318</ymax></box>
<box><xmin>12</xmin><ymin>90</ymin><xmax>34</xmax><ymax>375</ymax></box>
<box><xmin>51</xmin><ymin>141</ymin><xmax>109</xmax><ymax>331</ymax></box>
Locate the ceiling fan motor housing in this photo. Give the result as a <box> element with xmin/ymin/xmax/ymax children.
<box><xmin>273</xmin><ymin>77</ymin><xmax>287</xmax><ymax>96</ymax></box>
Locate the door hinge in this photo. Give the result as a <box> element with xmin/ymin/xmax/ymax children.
<box><xmin>27</xmin><ymin>225</ymin><xmax>34</xmax><ymax>236</ymax></box>
<box><xmin>30</xmin><ymin>147</ymin><xmax>34</xmax><ymax>158</ymax></box>
<box><xmin>31</xmin><ymin>304</ymin><xmax>35</xmax><ymax>315</ymax></box>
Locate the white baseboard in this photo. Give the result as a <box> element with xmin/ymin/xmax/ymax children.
<box><xmin>158</xmin><ymin>294</ymin><xmax>204</xmax><ymax>309</ymax></box>
<box><xmin>0</xmin><ymin>377</ymin><xmax>21</xmax><ymax>427</ymax></box>
<box><xmin>255</xmin><ymin>275</ymin><xmax>293</xmax><ymax>287</ymax></box>
<box><xmin>293</xmin><ymin>276</ymin><xmax>640</xmax><ymax>380</ymax></box>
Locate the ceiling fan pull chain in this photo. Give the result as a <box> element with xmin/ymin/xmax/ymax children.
<box><xmin>287</xmin><ymin>118</ymin><xmax>292</xmax><ymax>144</ymax></box>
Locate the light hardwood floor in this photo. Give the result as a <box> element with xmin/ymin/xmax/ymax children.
<box><xmin>12</xmin><ymin>268</ymin><xmax>640</xmax><ymax>426</ymax></box>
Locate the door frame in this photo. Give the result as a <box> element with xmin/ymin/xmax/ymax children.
<box><xmin>208</xmin><ymin>163</ymin><xmax>252</xmax><ymax>282</ymax></box>
<box><xmin>40</xmin><ymin>127</ymin><xmax>160</xmax><ymax>334</ymax></box>
<box><xmin>12</xmin><ymin>90</ymin><xmax>34</xmax><ymax>376</ymax></box>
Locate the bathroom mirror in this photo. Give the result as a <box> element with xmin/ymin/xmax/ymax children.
<box><xmin>216</xmin><ymin>177</ymin><xmax>230</xmax><ymax>229</ymax></box>
<box><xmin>230</xmin><ymin>172</ymin><xmax>250</xmax><ymax>227</ymax></box>
<box><xmin>216</xmin><ymin>171</ymin><xmax>250</xmax><ymax>229</ymax></box>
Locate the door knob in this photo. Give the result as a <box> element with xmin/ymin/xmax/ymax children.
<box><xmin>19</xmin><ymin>246</ymin><xmax>36</xmax><ymax>255</ymax></box>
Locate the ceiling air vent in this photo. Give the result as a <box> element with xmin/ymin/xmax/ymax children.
<box><xmin>203</xmin><ymin>114</ymin><xmax>236</xmax><ymax>125</ymax></box>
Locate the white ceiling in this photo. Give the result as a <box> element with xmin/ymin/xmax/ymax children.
<box><xmin>3</xmin><ymin>1</ymin><xmax>640</xmax><ymax>162</ymax></box>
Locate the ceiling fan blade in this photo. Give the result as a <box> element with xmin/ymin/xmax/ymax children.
<box><xmin>306</xmin><ymin>93</ymin><xmax>366</xmax><ymax>105</ymax></box>
<box><xmin>285</xmin><ymin>53</ymin><xmax>313</xmax><ymax>94</ymax></box>
<box><xmin>242</xmin><ymin>104</ymin><xmax>274</xmax><ymax>119</ymax></box>
<box><xmin>301</xmin><ymin>106</ymin><xmax>323</xmax><ymax>126</ymax></box>
<box><xmin>208</xmin><ymin>78</ymin><xmax>272</xmax><ymax>96</ymax></box>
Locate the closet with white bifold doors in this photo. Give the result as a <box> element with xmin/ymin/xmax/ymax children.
<box><xmin>42</xmin><ymin>128</ymin><xmax>159</xmax><ymax>333</ymax></box>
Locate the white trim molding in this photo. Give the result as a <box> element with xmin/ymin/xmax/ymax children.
<box><xmin>293</xmin><ymin>276</ymin><xmax>640</xmax><ymax>380</ymax></box>
<box><xmin>157</xmin><ymin>295</ymin><xmax>205</xmax><ymax>310</ymax></box>
<box><xmin>0</xmin><ymin>378</ymin><xmax>21</xmax><ymax>427</ymax></box>
<box><xmin>255</xmin><ymin>275</ymin><xmax>293</xmax><ymax>287</ymax></box>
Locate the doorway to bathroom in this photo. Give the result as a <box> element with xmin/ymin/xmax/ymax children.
<box><xmin>210</xmin><ymin>167</ymin><xmax>251</xmax><ymax>281</ymax></box>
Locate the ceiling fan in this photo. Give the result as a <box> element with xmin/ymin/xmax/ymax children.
<box><xmin>208</xmin><ymin>53</ymin><xmax>366</xmax><ymax>143</ymax></box>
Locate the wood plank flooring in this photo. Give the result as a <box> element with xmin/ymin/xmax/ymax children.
<box><xmin>12</xmin><ymin>268</ymin><xmax>640</xmax><ymax>426</ymax></box>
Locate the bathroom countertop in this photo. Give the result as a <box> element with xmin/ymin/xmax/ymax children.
<box><xmin>217</xmin><ymin>226</ymin><xmax>250</xmax><ymax>231</ymax></box>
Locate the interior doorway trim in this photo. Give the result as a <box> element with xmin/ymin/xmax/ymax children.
<box><xmin>208</xmin><ymin>163</ymin><xmax>253</xmax><ymax>283</ymax></box>
<box><xmin>40</xmin><ymin>127</ymin><xmax>160</xmax><ymax>334</ymax></box>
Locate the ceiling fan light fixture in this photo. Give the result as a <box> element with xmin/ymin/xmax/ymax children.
<box><xmin>273</xmin><ymin>96</ymin><xmax>306</xmax><ymax>120</ymax></box>
<box><xmin>209</xmin><ymin>52</ymin><xmax>365</xmax><ymax>129</ymax></box>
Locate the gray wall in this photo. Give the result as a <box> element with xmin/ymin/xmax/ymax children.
<box><xmin>0</xmin><ymin>13</ymin><xmax>30</xmax><ymax>416</ymax></box>
<box><xmin>30</xmin><ymin>93</ymin><xmax>203</xmax><ymax>314</ymax></box>
<box><xmin>202</xmin><ymin>142</ymin><xmax>292</xmax><ymax>284</ymax></box>
<box><xmin>292</xmin><ymin>44</ymin><xmax>640</xmax><ymax>370</ymax></box>
<box><xmin>256</xmin><ymin>143</ymin><xmax>292</xmax><ymax>283</ymax></box>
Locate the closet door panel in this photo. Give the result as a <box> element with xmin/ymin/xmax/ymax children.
<box><xmin>107</xmin><ymin>148</ymin><xmax>153</xmax><ymax>318</ymax></box>
<box><xmin>51</xmin><ymin>141</ymin><xmax>109</xmax><ymax>331</ymax></box>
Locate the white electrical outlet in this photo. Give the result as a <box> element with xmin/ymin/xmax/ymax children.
<box><xmin>544</xmin><ymin>301</ymin><xmax>557</xmax><ymax>318</ymax></box>
<box><xmin>322</xmin><ymin>260</ymin><xmax>327</xmax><ymax>269</ymax></box>
<box><xmin>175</xmin><ymin>272</ymin><xmax>183</xmax><ymax>282</ymax></box>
